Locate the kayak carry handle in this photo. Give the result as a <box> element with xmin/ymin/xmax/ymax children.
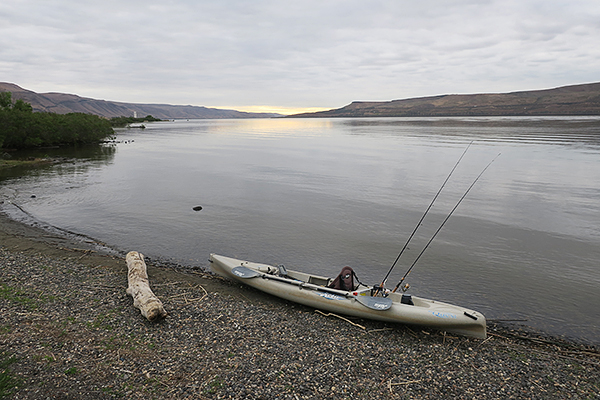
<box><xmin>464</xmin><ymin>311</ymin><xmax>478</xmax><ymax>320</ymax></box>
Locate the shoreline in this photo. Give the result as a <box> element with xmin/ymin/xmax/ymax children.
<box><xmin>1</xmin><ymin>211</ymin><xmax>599</xmax><ymax>398</ymax></box>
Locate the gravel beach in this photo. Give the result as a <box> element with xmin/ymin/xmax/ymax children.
<box><xmin>0</xmin><ymin>212</ymin><xmax>598</xmax><ymax>399</ymax></box>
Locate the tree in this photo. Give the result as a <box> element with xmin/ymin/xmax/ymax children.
<box><xmin>0</xmin><ymin>92</ymin><xmax>115</xmax><ymax>149</ymax></box>
<box><xmin>0</xmin><ymin>91</ymin><xmax>12</xmax><ymax>110</ymax></box>
<box><xmin>13</xmin><ymin>99</ymin><xmax>33</xmax><ymax>113</ymax></box>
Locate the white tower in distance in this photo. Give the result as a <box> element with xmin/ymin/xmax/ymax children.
<box><xmin>133</xmin><ymin>111</ymin><xmax>137</xmax><ymax>118</ymax></box>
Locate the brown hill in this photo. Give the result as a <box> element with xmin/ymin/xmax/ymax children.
<box><xmin>291</xmin><ymin>82</ymin><xmax>600</xmax><ymax>118</ymax></box>
<box><xmin>0</xmin><ymin>83</ymin><xmax>280</xmax><ymax>119</ymax></box>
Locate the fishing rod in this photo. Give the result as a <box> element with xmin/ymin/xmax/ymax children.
<box><xmin>374</xmin><ymin>141</ymin><xmax>473</xmax><ymax>293</ymax></box>
<box><xmin>391</xmin><ymin>152</ymin><xmax>501</xmax><ymax>293</ymax></box>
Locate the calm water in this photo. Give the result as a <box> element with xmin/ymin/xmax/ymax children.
<box><xmin>2</xmin><ymin>117</ymin><xmax>599</xmax><ymax>344</ymax></box>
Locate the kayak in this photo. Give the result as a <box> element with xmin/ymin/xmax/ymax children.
<box><xmin>209</xmin><ymin>254</ymin><xmax>487</xmax><ymax>339</ymax></box>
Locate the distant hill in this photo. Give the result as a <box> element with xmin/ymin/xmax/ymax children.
<box><xmin>0</xmin><ymin>83</ymin><xmax>281</xmax><ymax>119</ymax></box>
<box><xmin>290</xmin><ymin>82</ymin><xmax>600</xmax><ymax>118</ymax></box>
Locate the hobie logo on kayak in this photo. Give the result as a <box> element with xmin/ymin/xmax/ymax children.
<box><xmin>371</xmin><ymin>302</ymin><xmax>389</xmax><ymax>310</ymax></box>
<box><xmin>431</xmin><ymin>311</ymin><xmax>457</xmax><ymax>319</ymax></box>
<box><xmin>316</xmin><ymin>292</ymin><xmax>344</xmax><ymax>301</ymax></box>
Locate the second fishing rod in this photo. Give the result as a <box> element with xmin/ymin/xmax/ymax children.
<box><xmin>375</xmin><ymin>143</ymin><xmax>499</xmax><ymax>295</ymax></box>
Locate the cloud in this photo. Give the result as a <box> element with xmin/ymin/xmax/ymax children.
<box><xmin>1</xmin><ymin>0</ymin><xmax>599</xmax><ymax>111</ymax></box>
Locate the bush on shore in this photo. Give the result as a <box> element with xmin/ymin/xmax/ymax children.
<box><xmin>109</xmin><ymin>115</ymin><xmax>161</xmax><ymax>127</ymax></box>
<box><xmin>0</xmin><ymin>92</ymin><xmax>115</xmax><ymax>149</ymax></box>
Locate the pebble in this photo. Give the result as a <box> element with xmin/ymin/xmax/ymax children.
<box><xmin>0</xmin><ymin>245</ymin><xmax>598</xmax><ymax>399</ymax></box>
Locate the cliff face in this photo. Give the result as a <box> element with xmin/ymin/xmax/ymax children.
<box><xmin>0</xmin><ymin>83</ymin><xmax>279</xmax><ymax>119</ymax></box>
<box><xmin>291</xmin><ymin>82</ymin><xmax>600</xmax><ymax>118</ymax></box>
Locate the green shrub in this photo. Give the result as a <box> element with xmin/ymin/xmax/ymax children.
<box><xmin>109</xmin><ymin>115</ymin><xmax>161</xmax><ymax>127</ymax></box>
<box><xmin>0</xmin><ymin>92</ymin><xmax>115</xmax><ymax>149</ymax></box>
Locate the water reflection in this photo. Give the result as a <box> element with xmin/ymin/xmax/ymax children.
<box><xmin>142</xmin><ymin>118</ymin><xmax>336</xmax><ymax>139</ymax></box>
<box><xmin>338</xmin><ymin>116</ymin><xmax>600</xmax><ymax>148</ymax></box>
<box><xmin>2</xmin><ymin>118</ymin><xmax>599</xmax><ymax>344</ymax></box>
<box><xmin>0</xmin><ymin>144</ymin><xmax>116</xmax><ymax>182</ymax></box>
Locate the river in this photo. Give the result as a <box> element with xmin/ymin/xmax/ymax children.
<box><xmin>1</xmin><ymin>117</ymin><xmax>599</xmax><ymax>344</ymax></box>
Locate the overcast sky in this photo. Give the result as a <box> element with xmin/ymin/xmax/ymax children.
<box><xmin>1</xmin><ymin>1</ymin><xmax>599</xmax><ymax>114</ymax></box>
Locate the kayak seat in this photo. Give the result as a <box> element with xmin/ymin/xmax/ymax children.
<box><xmin>327</xmin><ymin>266</ymin><xmax>357</xmax><ymax>291</ymax></box>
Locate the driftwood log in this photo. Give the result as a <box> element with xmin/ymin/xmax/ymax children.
<box><xmin>126</xmin><ymin>251</ymin><xmax>167</xmax><ymax>321</ymax></box>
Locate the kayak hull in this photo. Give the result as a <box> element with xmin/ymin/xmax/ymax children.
<box><xmin>209</xmin><ymin>253</ymin><xmax>486</xmax><ymax>339</ymax></box>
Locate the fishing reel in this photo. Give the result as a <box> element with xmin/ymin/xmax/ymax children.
<box><xmin>371</xmin><ymin>285</ymin><xmax>391</xmax><ymax>297</ymax></box>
